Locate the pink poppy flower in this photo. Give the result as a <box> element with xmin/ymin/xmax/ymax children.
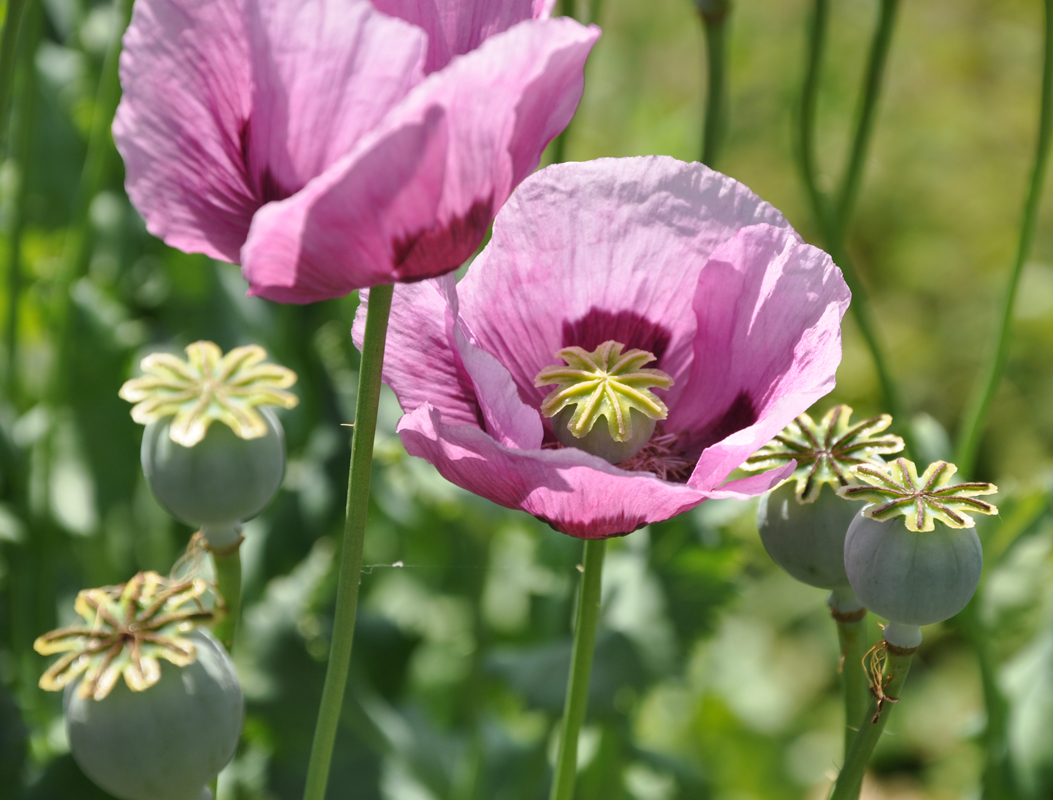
<box><xmin>357</xmin><ymin>157</ymin><xmax>851</xmax><ymax>538</ymax></box>
<box><xmin>113</xmin><ymin>0</ymin><xmax>597</xmax><ymax>303</ymax></box>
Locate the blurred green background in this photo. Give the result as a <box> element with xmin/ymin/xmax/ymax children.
<box><xmin>3</xmin><ymin>0</ymin><xmax>1053</xmax><ymax>798</ymax></box>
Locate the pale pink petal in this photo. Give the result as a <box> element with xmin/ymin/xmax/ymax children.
<box><xmin>241</xmin><ymin>17</ymin><xmax>598</xmax><ymax>297</ymax></box>
<box><xmin>114</xmin><ymin>0</ymin><xmax>255</xmax><ymax>262</ymax></box>
<box><xmin>370</xmin><ymin>0</ymin><xmax>556</xmax><ymax>73</ymax></box>
<box><xmin>397</xmin><ymin>404</ymin><xmax>708</xmax><ymax>538</ymax></box>
<box><xmin>676</xmin><ymin>224</ymin><xmax>851</xmax><ymax>490</ymax></box>
<box><xmin>437</xmin><ymin>276</ymin><xmax>544</xmax><ymax>450</ymax></box>
<box><xmin>456</xmin><ymin>157</ymin><xmax>793</xmax><ymax>416</ymax></box>
<box><xmin>354</xmin><ymin>281</ymin><xmax>482</xmax><ymax>428</ymax></box>
<box><xmin>241</xmin><ymin>108</ymin><xmax>450</xmax><ymax>302</ymax></box>
<box><xmin>245</xmin><ymin>0</ymin><xmax>426</xmax><ymax>196</ymax></box>
<box><xmin>115</xmin><ymin>0</ymin><xmax>427</xmax><ymax>265</ymax></box>
<box><xmin>703</xmin><ymin>464</ymin><xmax>796</xmax><ymax>500</ymax></box>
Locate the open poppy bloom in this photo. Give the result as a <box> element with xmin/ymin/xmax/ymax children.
<box><xmin>358</xmin><ymin>157</ymin><xmax>852</xmax><ymax>538</ymax></box>
<box><xmin>114</xmin><ymin>0</ymin><xmax>598</xmax><ymax>302</ymax></box>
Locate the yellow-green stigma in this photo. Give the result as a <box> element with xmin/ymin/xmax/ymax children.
<box><xmin>534</xmin><ymin>340</ymin><xmax>673</xmax><ymax>464</ymax></box>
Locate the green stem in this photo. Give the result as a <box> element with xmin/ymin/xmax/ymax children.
<box><xmin>0</xmin><ymin>0</ymin><xmax>29</xmax><ymax>152</ymax></box>
<box><xmin>2</xmin><ymin>0</ymin><xmax>38</xmax><ymax>402</ymax></box>
<box><xmin>955</xmin><ymin>0</ymin><xmax>1053</xmax><ymax>479</ymax></box>
<box><xmin>699</xmin><ymin>3</ymin><xmax>730</xmax><ymax>167</ymax></box>
<box><xmin>211</xmin><ymin>551</ymin><xmax>243</xmax><ymax>651</ymax></box>
<box><xmin>796</xmin><ymin>0</ymin><xmax>912</xmax><ymax>455</ymax></box>
<box><xmin>799</xmin><ymin>0</ymin><xmax>831</xmax><ymax>231</ymax></box>
<box><xmin>830</xmin><ymin>0</ymin><xmax>900</xmax><ymax>242</ymax></box>
<box><xmin>829</xmin><ymin>645</ymin><xmax>914</xmax><ymax>800</ymax></box>
<box><xmin>302</xmin><ymin>283</ymin><xmax>394</xmax><ymax>800</ymax></box>
<box><xmin>832</xmin><ymin>606</ymin><xmax>869</xmax><ymax>760</ymax></box>
<box><xmin>549</xmin><ymin>538</ymin><xmax>607</xmax><ymax>800</ymax></box>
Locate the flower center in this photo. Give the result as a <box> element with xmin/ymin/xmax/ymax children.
<box><xmin>534</xmin><ymin>340</ymin><xmax>673</xmax><ymax>464</ymax></box>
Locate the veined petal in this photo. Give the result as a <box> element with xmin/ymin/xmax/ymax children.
<box><xmin>457</xmin><ymin>157</ymin><xmax>793</xmax><ymax>417</ymax></box>
<box><xmin>353</xmin><ymin>281</ymin><xmax>482</xmax><ymax>428</ymax></box>
<box><xmin>115</xmin><ymin>0</ymin><xmax>426</xmax><ymax>265</ymax></box>
<box><xmin>245</xmin><ymin>0</ymin><xmax>426</xmax><ymax>194</ymax></box>
<box><xmin>114</xmin><ymin>0</ymin><xmax>256</xmax><ymax>262</ymax></box>
<box><xmin>398</xmin><ymin>404</ymin><xmax>708</xmax><ymax>538</ymax></box>
<box><xmin>678</xmin><ymin>224</ymin><xmax>850</xmax><ymax>491</ymax></box>
<box><xmin>370</xmin><ymin>0</ymin><xmax>556</xmax><ymax>73</ymax></box>
<box><xmin>241</xmin><ymin>17</ymin><xmax>598</xmax><ymax>299</ymax></box>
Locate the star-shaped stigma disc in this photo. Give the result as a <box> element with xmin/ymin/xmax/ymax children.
<box><xmin>744</xmin><ymin>405</ymin><xmax>904</xmax><ymax>503</ymax></box>
<box><xmin>119</xmin><ymin>341</ymin><xmax>298</xmax><ymax>447</ymax></box>
<box><xmin>837</xmin><ymin>458</ymin><xmax>998</xmax><ymax>533</ymax></box>
<box><xmin>34</xmin><ymin>572</ymin><xmax>217</xmax><ymax>701</ymax></box>
<box><xmin>534</xmin><ymin>340</ymin><xmax>673</xmax><ymax>442</ymax></box>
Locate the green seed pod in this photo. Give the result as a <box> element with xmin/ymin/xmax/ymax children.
<box><xmin>844</xmin><ymin>513</ymin><xmax>982</xmax><ymax>629</ymax></box>
<box><xmin>838</xmin><ymin>459</ymin><xmax>998</xmax><ymax>643</ymax></box>
<box><xmin>142</xmin><ymin>407</ymin><xmax>285</xmax><ymax>527</ymax></box>
<box><xmin>551</xmin><ymin>405</ymin><xmax>656</xmax><ymax>464</ymax></box>
<box><xmin>64</xmin><ymin>629</ymin><xmax>243</xmax><ymax>800</ymax></box>
<box><xmin>756</xmin><ymin>480</ymin><xmax>856</xmax><ymax>590</ymax></box>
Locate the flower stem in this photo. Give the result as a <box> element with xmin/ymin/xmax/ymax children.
<box><xmin>829</xmin><ymin>593</ymin><xmax>869</xmax><ymax>760</ymax></box>
<box><xmin>955</xmin><ymin>0</ymin><xmax>1053</xmax><ymax>479</ymax></box>
<box><xmin>829</xmin><ymin>644</ymin><xmax>914</xmax><ymax>800</ymax></box>
<box><xmin>796</xmin><ymin>0</ymin><xmax>913</xmax><ymax>455</ymax></box>
<box><xmin>830</xmin><ymin>0</ymin><xmax>900</xmax><ymax>242</ymax></box>
<box><xmin>204</xmin><ymin>528</ymin><xmax>241</xmax><ymax>652</ymax></box>
<box><xmin>302</xmin><ymin>283</ymin><xmax>394</xmax><ymax>800</ymax></box>
<box><xmin>698</xmin><ymin>2</ymin><xmax>729</xmax><ymax>167</ymax></box>
<box><xmin>0</xmin><ymin>0</ymin><xmax>29</xmax><ymax>149</ymax></box>
<box><xmin>549</xmin><ymin>538</ymin><xmax>607</xmax><ymax>800</ymax></box>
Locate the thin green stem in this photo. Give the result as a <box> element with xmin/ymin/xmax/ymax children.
<box><xmin>834</xmin><ymin>610</ymin><xmax>870</xmax><ymax>760</ymax></box>
<box><xmin>2</xmin><ymin>1</ymin><xmax>38</xmax><ymax>402</ymax></box>
<box><xmin>799</xmin><ymin>0</ymin><xmax>831</xmax><ymax>231</ymax></box>
<box><xmin>830</xmin><ymin>0</ymin><xmax>900</xmax><ymax>242</ymax></box>
<box><xmin>211</xmin><ymin>548</ymin><xmax>243</xmax><ymax>651</ymax></box>
<box><xmin>796</xmin><ymin>0</ymin><xmax>912</xmax><ymax>455</ymax></box>
<box><xmin>549</xmin><ymin>538</ymin><xmax>607</xmax><ymax>800</ymax></box>
<box><xmin>829</xmin><ymin>645</ymin><xmax>914</xmax><ymax>800</ymax></box>
<box><xmin>0</xmin><ymin>0</ymin><xmax>29</xmax><ymax>153</ymax></box>
<box><xmin>955</xmin><ymin>0</ymin><xmax>1053</xmax><ymax>479</ymax></box>
<box><xmin>302</xmin><ymin>284</ymin><xmax>394</xmax><ymax>800</ymax></box>
<box><xmin>698</xmin><ymin>3</ymin><xmax>729</xmax><ymax>167</ymax></box>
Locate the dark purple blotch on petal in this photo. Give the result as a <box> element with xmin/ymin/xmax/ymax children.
<box><xmin>689</xmin><ymin>390</ymin><xmax>757</xmax><ymax>454</ymax></box>
<box><xmin>238</xmin><ymin>119</ymin><xmax>294</xmax><ymax>206</ymax></box>
<box><xmin>393</xmin><ymin>195</ymin><xmax>495</xmax><ymax>281</ymax></box>
<box><xmin>561</xmin><ymin>308</ymin><xmax>672</xmax><ymax>364</ymax></box>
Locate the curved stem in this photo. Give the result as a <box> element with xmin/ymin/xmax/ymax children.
<box><xmin>796</xmin><ymin>0</ymin><xmax>912</xmax><ymax>455</ymax></box>
<box><xmin>798</xmin><ymin>0</ymin><xmax>831</xmax><ymax>231</ymax></box>
<box><xmin>302</xmin><ymin>284</ymin><xmax>394</xmax><ymax>800</ymax></box>
<box><xmin>830</xmin><ymin>0</ymin><xmax>900</xmax><ymax>242</ymax></box>
<box><xmin>699</xmin><ymin>3</ymin><xmax>729</xmax><ymax>167</ymax></box>
<box><xmin>0</xmin><ymin>0</ymin><xmax>30</xmax><ymax>153</ymax></box>
<box><xmin>549</xmin><ymin>538</ymin><xmax>607</xmax><ymax>800</ymax></box>
<box><xmin>2</xmin><ymin>0</ymin><xmax>39</xmax><ymax>402</ymax></box>
<box><xmin>829</xmin><ymin>644</ymin><xmax>914</xmax><ymax>800</ymax></box>
<box><xmin>829</xmin><ymin>593</ymin><xmax>869</xmax><ymax>760</ymax></box>
<box><xmin>955</xmin><ymin>0</ymin><xmax>1053</xmax><ymax>479</ymax></box>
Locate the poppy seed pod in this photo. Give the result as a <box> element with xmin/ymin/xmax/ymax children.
<box><xmin>757</xmin><ymin>480</ymin><xmax>857</xmax><ymax>590</ymax></box>
<box><xmin>64</xmin><ymin>629</ymin><xmax>243</xmax><ymax>800</ymax></box>
<box><xmin>142</xmin><ymin>408</ymin><xmax>286</xmax><ymax>527</ymax></box>
<box><xmin>844</xmin><ymin>513</ymin><xmax>982</xmax><ymax>627</ymax></box>
<box><xmin>120</xmin><ymin>342</ymin><xmax>298</xmax><ymax>528</ymax></box>
<box><xmin>746</xmin><ymin>406</ymin><xmax>904</xmax><ymax>590</ymax></box>
<box><xmin>839</xmin><ymin>458</ymin><xmax>997</xmax><ymax>647</ymax></box>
